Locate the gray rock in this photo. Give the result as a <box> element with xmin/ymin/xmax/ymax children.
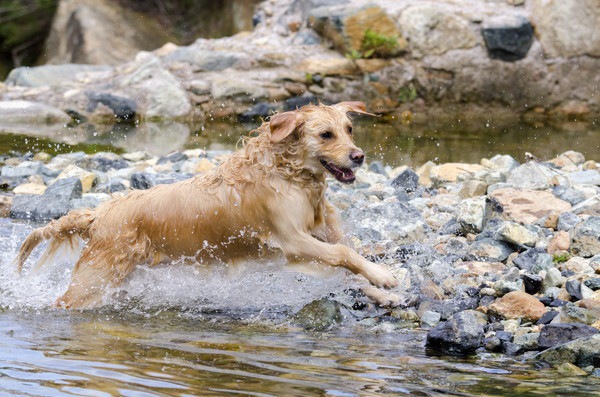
<box><xmin>421</xmin><ymin>310</ymin><xmax>442</xmax><ymax>327</ymax></box>
<box><xmin>543</xmin><ymin>268</ymin><xmax>563</xmax><ymax>290</ymax></box>
<box><xmin>513</xmin><ymin>248</ymin><xmax>554</xmax><ymax>273</ymax></box>
<box><xmin>10</xmin><ymin>177</ymin><xmax>82</xmax><ymax>221</ymax></box>
<box><xmin>553</xmin><ymin>303</ymin><xmax>597</xmax><ymax>325</ymax></box>
<box><xmin>506</xmin><ymin>162</ymin><xmax>555</xmax><ymax>190</ymax></box>
<box><xmin>535</xmin><ymin>334</ymin><xmax>600</xmax><ymax>367</ymax></box>
<box><xmin>86</xmin><ymin>92</ymin><xmax>136</xmax><ymax>120</ymax></box>
<box><xmin>211</xmin><ymin>77</ymin><xmax>268</xmax><ymax>101</ymax></box>
<box><xmin>571</xmin><ymin>216</ymin><xmax>600</xmax><ymax>257</ymax></box>
<box><xmin>165</xmin><ymin>48</ymin><xmax>252</xmax><ymax>71</ymax></box>
<box><xmin>482</xmin><ymin>15</ymin><xmax>534</xmax><ymax>61</ymax></box>
<box><xmin>399</xmin><ymin>4</ymin><xmax>478</xmax><ymax>57</ymax></box>
<box><xmin>0</xmin><ymin>101</ymin><xmax>71</xmax><ymax>125</ymax></box>
<box><xmin>425</xmin><ymin>310</ymin><xmax>487</xmax><ymax>355</ymax></box>
<box><xmin>489</xmin><ymin>154</ymin><xmax>520</xmax><ymax>174</ymax></box>
<box><xmin>567</xmin><ymin>170</ymin><xmax>600</xmax><ymax>186</ymax></box>
<box><xmin>498</xmin><ymin>221</ymin><xmax>539</xmax><ymax>247</ymax></box>
<box><xmin>468</xmin><ymin>238</ymin><xmax>513</xmax><ymax>262</ymax></box>
<box><xmin>293</xmin><ymin>298</ymin><xmax>343</xmax><ymax>331</ymax></box>
<box><xmin>553</xmin><ymin>186</ymin><xmax>587</xmax><ymax>206</ymax></box>
<box><xmin>5</xmin><ymin>64</ymin><xmax>111</xmax><ymax>87</ymax></box>
<box><xmin>513</xmin><ymin>332</ymin><xmax>539</xmax><ymax>351</ymax></box>
<box><xmin>565</xmin><ymin>280</ymin><xmax>584</xmax><ymax>301</ymax></box>
<box><xmin>1</xmin><ymin>161</ymin><xmax>42</xmax><ymax>179</ymax></box>
<box><xmin>457</xmin><ymin>197</ymin><xmax>486</xmax><ymax>234</ymax></box>
<box><xmin>583</xmin><ymin>278</ymin><xmax>600</xmax><ymax>291</ymax></box>
<box><xmin>391</xmin><ymin>168</ymin><xmax>419</xmax><ymax>193</ymax></box>
<box><xmin>557</xmin><ymin>212</ymin><xmax>581</xmax><ymax>231</ymax></box>
<box><xmin>538</xmin><ymin>323</ymin><xmax>600</xmax><ymax>350</ymax></box>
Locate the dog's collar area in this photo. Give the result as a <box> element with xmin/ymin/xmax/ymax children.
<box><xmin>319</xmin><ymin>159</ymin><xmax>355</xmax><ymax>183</ymax></box>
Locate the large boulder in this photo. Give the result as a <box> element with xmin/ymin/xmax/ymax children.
<box><xmin>398</xmin><ymin>4</ymin><xmax>478</xmax><ymax>57</ymax></box>
<box><xmin>535</xmin><ymin>334</ymin><xmax>600</xmax><ymax>367</ymax></box>
<box><xmin>44</xmin><ymin>0</ymin><xmax>171</xmax><ymax>65</ymax></box>
<box><xmin>529</xmin><ymin>0</ymin><xmax>600</xmax><ymax>58</ymax></box>
<box><xmin>309</xmin><ymin>4</ymin><xmax>406</xmax><ymax>57</ymax></box>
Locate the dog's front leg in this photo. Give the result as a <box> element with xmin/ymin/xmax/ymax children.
<box><xmin>280</xmin><ymin>233</ymin><xmax>398</xmax><ymax>289</ymax></box>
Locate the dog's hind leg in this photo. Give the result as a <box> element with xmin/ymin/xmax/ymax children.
<box><xmin>55</xmin><ymin>238</ymin><xmax>150</xmax><ymax>309</ymax></box>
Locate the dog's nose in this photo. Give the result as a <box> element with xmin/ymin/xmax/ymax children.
<box><xmin>349</xmin><ymin>150</ymin><xmax>365</xmax><ymax>165</ymax></box>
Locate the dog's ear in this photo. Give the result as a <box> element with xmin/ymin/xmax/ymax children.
<box><xmin>334</xmin><ymin>101</ymin><xmax>378</xmax><ymax>117</ymax></box>
<box><xmin>269</xmin><ymin>111</ymin><xmax>304</xmax><ymax>143</ymax></box>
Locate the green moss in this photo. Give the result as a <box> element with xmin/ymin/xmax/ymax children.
<box><xmin>398</xmin><ymin>84</ymin><xmax>417</xmax><ymax>103</ymax></box>
<box><xmin>553</xmin><ymin>253</ymin><xmax>570</xmax><ymax>264</ymax></box>
<box><xmin>346</xmin><ymin>29</ymin><xmax>401</xmax><ymax>60</ymax></box>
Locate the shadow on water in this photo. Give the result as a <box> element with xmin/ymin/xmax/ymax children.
<box><xmin>1</xmin><ymin>118</ymin><xmax>599</xmax><ymax>166</ymax></box>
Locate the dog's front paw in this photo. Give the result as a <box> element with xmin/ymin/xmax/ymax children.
<box><xmin>367</xmin><ymin>265</ymin><xmax>398</xmax><ymax>289</ymax></box>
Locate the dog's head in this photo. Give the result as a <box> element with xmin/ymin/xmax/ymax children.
<box><xmin>268</xmin><ymin>102</ymin><xmax>375</xmax><ymax>183</ymax></box>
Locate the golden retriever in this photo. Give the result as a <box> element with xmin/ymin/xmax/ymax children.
<box><xmin>15</xmin><ymin>101</ymin><xmax>398</xmax><ymax>309</ymax></box>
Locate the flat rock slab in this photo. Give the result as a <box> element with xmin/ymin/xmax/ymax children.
<box><xmin>489</xmin><ymin>188</ymin><xmax>572</xmax><ymax>225</ymax></box>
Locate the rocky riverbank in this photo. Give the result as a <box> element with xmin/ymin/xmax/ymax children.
<box><xmin>1</xmin><ymin>0</ymin><xmax>599</xmax><ymax>125</ymax></box>
<box><xmin>1</xmin><ymin>145</ymin><xmax>600</xmax><ymax>373</ymax></box>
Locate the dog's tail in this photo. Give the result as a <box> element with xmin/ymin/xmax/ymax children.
<box><xmin>16</xmin><ymin>208</ymin><xmax>95</xmax><ymax>273</ymax></box>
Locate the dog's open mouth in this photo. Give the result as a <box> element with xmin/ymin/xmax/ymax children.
<box><xmin>320</xmin><ymin>159</ymin><xmax>356</xmax><ymax>183</ymax></box>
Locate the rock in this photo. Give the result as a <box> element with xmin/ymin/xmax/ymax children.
<box><xmin>557</xmin><ymin>212</ymin><xmax>581</xmax><ymax>231</ymax></box>
<box><xmin>391</xmin><ymin>168</ymin><xmax>419</xmax><ymax>193</ymax></box>
<box><xmin>44</xmin><ymin>0</ymin><xmax>171</xmax><ymax>65</ymax></box>
<box><xmin>211</xmin><ymin>77</ymin><xmax>268</xmax><ymax>101</ymax></box>
<box><xmin>240</xmin><ymin>102</ymin><xmax>278</xmax><ymax>120</ymax></box>
<box><xmin>488</xmin><ymin>291</ymin><xmax>547</xmax><ymax>322</ymax></box>
<box><xmin>5</xmin><ymin>64</ymin><xmax>112</xmax><ymax>87</ymax></box>
<box><xmin>10</xmin><ymin>177</ymin><xmax>82</xmax><ymax>221</ymax></box>
<box><xmin>567</xmin><ymin>170</ymin><xmax>600</xmax><ymax>186</ymax></box>
<box><xmin>86</xmin><ymin>92</ymin><xmax>136</xmax><ymax>120</ymax></box>
<box><xmin>1</xmin><ymin>161</ymin><xmax>42</xmax><ymax>179</ymax></box>
<box><xmin>547</xmin><ymin>231</ymin><xmax>570</xmax><ymax>254</ymax></box>
<box><xmin>458</xmin><ymin>180</ymin><xmax>488</xmax><ymax>199</ymax></box>
<box><xmin>482</xmin><ymin>15</ymin><xmax>534</xmax><ymax>61</ymax></box>
<box><xmin>552</xmin><ymin>186</ymin><xmax>587</xmax><ymax>206</ymax></box>
<box><xmin>498</xmin><ymin>222</ymin><xmax>539</xmax><ymax>247</ymax></box>
<box><xmin>56</xmin><ymin>164</ymin><xmax>97</xmax><ymax>193</ymax></box>
<box><xmin>457</xmin><ymin>197</ymin><xmax>486</xmax><ymax>234</ymax></box>
<box><xmin>420</xmin><ymin>311</ymin><xmax>442</xmax><ymax>328</ymax></box>
<box><xmin>513</xmin><ymin>249</ymin><xmax>554</xmax><ymax>273</ymax></box>
<box><xmin>529</xmin><ymin>0</ymin><xmax>600</xmax><ymax>58</ymax></box>
<box><xmin>543</xmin><ymin>268</ymin><xmax>564</xmax><ymax>290</ymax></box>
<box><xmin>117</xmin><ymin>54</ymin><xmax>192</xmax><ymax>119</ymax></box>
<box><xmin>488</xmin><ymin>154</ymin><xmax>520</xmax><ymax>174</ymax></box>
<box><xmin>13</xmin><ymin>183</ymin><xmax>46</xmax><ymax>195</ymax></box>
<box><xmin>0</xmin><ymin>195</ymin><xmax>13</xmax><ymax>217</ymax></box>
<box><xmin>506</xmin><ymin>162</ymin><xmax>555</xmax><ymax>190</ymax></box>
<box><xmin>563</xmin><ymin>257</ymin><xmax>594</xmax><ymax>275</ymax></box>
<box><xmin>537</xmin><ymin>311</ymin><xmax>560</xmax><ymax>325</ymax></box>
<box><xmin>399</xmin><ymin>4</ymin><xmax>478</xmax><ymax>57</ymax></box>
<box><xmin>165</xmin><ymin>48</ymin><xmax>252</xmax><ymax>71</ymax></box>
<box><xmin>494</xmin><ymin>267</ymin><xmax>524</xmax><ymax>295</ymax></box>
<box><xmin>571</xmin><ymin>217</ymin><xmax>600</xmax><ymax>257</ymax></box>
<box><xmin>584</xmin><ymin>278</ymin><xmax>600</xmax><ymax>291</ymax></box>
<box><xmin>425</xmin><ymin>310</ymin><xmax>487</xmax><ymax>355</ymax></box>
<box><xmin>514</xmin><ymin>332</ymin><xmax>539</xmax><ymax>351</ymax></box>
<box><xmin>430</xmin><ymin>163</ymin><xmax>485</xmax><ymax>184</ymax></box>
<box><xmin>523</xmin><ymin>274</ymin><xmax>543</xmax><ymax>295</ymax></box>
<box><xmin>0</xmin><ymin>101</ymin><xmax>71</xmax><ymax>125</ymax></box>
<box><xmin>295</xmin><ymin>56</ymin><xmax>358</xmax><ymax>75</ymax></box>
<box><xmin>76</xmin><ymin>155</ymin><xmax>129</xmax><ymax>172</ymax></box>
<box><xmin>489</xmin><ymin>188</ymin><xmax>572</xmax><ymax>225</ymax></box>
<box><xmin>309</xmin><ymin>5</ymin><xmax>405</xmax><ymax>57</ymax></box>
<box><xmin>535</xmin><ymin>334</ymin><xmax>600</xmax><ymax>367</ymax></box>
<box><xmin>552</xmin><ymin>303</ymin><xmax>597</xmax><ymax>325</ymax></box>
<box><xmin>468</xmin><ymin>238</ymin><xmax>513</xmax><ymax>263</ymax></box>
<box><xmin>293</xmin><ymin>298</ymin><xmax>343</xmax><ymax>331</ymax></box>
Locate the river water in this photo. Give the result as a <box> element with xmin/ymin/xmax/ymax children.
<box><xmin>1</xmin><ymin>119</ymin><xmax>600</xmax><ymax>396</ymax></box>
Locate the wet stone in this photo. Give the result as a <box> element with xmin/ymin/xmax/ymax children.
<box><xmin>425</xmin><ymin>310</ymin><xmax>487</xmax><ymax>355</ymax></box>
<box><xmin>535</xmin><ymin>334</ymin><xmax>600</xmax><ymax>367</ymax></box>
<box><xmin>293</xmin><ymin>298</ymin><xmax>343</xmax><ymax>331</ymax></box>
<box><xmin>571</xmin><ymin>216</ymin><xmax>600</xmax><ymax>258</ymax></box>
<box><xmin>583</xmin><ymin>278</ymin><xmax>600</xmax><ymax>291</ymax></box>
<box><xmin>538</xmin><ymin>323</ymin><xmax>600</xmax><ymax>350</ymax></box>
<box><xmin>565</xmin><ymin>280</ymin><xmax>583</xmax><ymax>301</ymax></box>
<box><xmin>467</xmin><ymin>238</ymin><xmax>513</xmax><ymax>262</ymax></box>
<box><xmin>481</xmin><ymin>15</ymin><xmax>534</xmax><ymax>61</ymax></box>
<box><xmin>391</xmin><ymin>168</ymin><xmax>419</xmax><ymax>193</ymax></box>
<box><xmin>523</xmin><ymin>274</ymin><xmax>543</xmax><ymax>295</ymax></box>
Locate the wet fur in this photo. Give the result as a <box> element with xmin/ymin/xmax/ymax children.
<box><xmin>16</xmin><ymin>102</ymin><xmax>398</xmax><ymax>309</ymax></box>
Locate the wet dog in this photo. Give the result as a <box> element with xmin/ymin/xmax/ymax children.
<box><xmin>16</xmin><ymin>102</ymin><xmax>398</xmax><ymax>309</ymax></box>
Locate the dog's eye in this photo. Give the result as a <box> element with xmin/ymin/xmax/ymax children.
<box><xmin>320</xmin><ymin>131</ymin><xmax>333</xmax><ymax>140</ymax></box>
<box><xmin>347</xmin><ymin>126</ymin><xmax>353</xmax><ymax>135</ymax></box>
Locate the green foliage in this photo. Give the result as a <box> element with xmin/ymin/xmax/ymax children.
<box><xmin>0</xmin><ymin>0</ymin><xmax>58</xmax><ymax>76</ymax></box>
<box><xmin>398</xmin><ymin>84</ymin><xmax>417</xmax><ymax>103</ymax></box>
<box><xmin>345</xmin><ymin>28</ymin><xmax>401</xmax><ymax>60</ymax></box>
<box><xmin>553</xmin><ymin>252</ymin><xmax>570</xmax><ymax>263</ymax></box>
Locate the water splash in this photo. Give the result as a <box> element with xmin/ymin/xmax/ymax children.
<box><xmin>0</xmin><ymin>219</ymin><xmax>349</xmax><ymax>315</ymax></box>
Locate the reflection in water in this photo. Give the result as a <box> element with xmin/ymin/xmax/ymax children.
<box><xmin>1</xmin><ymin>118</ymin><xmax>598</xmax><ymax>166</ymax></box>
